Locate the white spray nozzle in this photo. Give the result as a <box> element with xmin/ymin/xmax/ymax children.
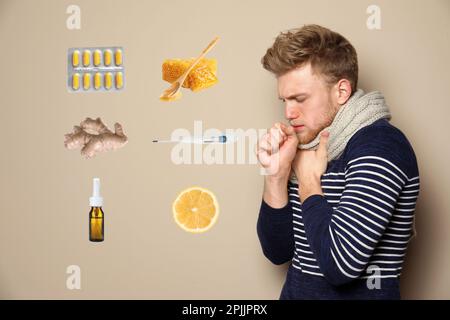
<box><xmin>89</xmin><ymin>178</ymin><xmax>103</xmax><ymax>207</ymax></box>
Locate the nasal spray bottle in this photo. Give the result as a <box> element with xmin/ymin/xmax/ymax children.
<box><xmin>89</xmin><ymin>178</ymin><xmax>104</xmax><ymax>242</ymax></box>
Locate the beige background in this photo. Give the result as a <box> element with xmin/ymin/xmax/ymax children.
<box><xmin>0</xmin><ymin>0</ymin><xmax>449</xmax><ymax>299</ymax></box>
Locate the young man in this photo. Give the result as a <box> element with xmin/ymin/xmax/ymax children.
<box><xmin>256</xmin><ymin>24</ymin><xmax>420</xmax><ymax>299</ymax></box>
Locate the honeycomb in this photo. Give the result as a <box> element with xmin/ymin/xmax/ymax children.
<box><xmin>162</xmin><ymin>58</ymin><xmax>218</xmax><ymax>92</ymax></box>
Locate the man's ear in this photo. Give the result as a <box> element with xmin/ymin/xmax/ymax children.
<box><xmin>334</xmin><ymin>79</ymin><xmax>352</xmax><ymax>105</ymax></box>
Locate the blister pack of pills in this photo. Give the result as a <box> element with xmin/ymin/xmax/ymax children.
<box><xmin>67</xmin><ymin>47</ymin><xmax>125</xmax><ymax>92</ymax></box>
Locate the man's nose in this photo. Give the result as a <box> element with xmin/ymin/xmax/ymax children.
<box><xmin>285</xmin><ymin>103</ymin><xmax>299</xmax><ymax>120</ymax></box>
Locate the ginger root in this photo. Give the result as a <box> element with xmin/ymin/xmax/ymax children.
<box><xmin>64</xmin><ymin>117</ymin><xmax>128</xmax><ymax>159</ymax></box>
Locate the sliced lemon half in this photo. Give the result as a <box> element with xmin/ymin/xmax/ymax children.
<box><xmin>172</xmin><ymin>186</ymin><xmax>219</xmax><ymax>233</ymax></box>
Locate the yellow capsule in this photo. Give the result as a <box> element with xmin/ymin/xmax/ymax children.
<box><xmin>83</xmin><ymin>50</ymin><xmax>91</xmax><ymax>67</ymax></box>
<box><xmin>83</xmin><ymin>73</ymin><xmax>91</xmax><ymax>90</ymax></box>
<box><xmin>104</xmin><ymin>72</ymin><xmax>112</xmax><ymax>90</ymax></box>
<box><xmin>114</xmin><ymin>49</ymin><xmax>123</xmax><ymax>66</ymax></box>
<box><xmin>72</xmin><ymin>50</ymin><xmax>80</xmax><ymax>67</ymax></box>
<box><xmin>94</xmin><ymin>72</ymin><xmax>102</xmax><ymax>90</ymax></box>
<box><xmin>104</xmin><ymin>49</ymin><xmax>112</xmax><ymax>66</ymax></box>
<box><xmin>93</xmin><ymin>49</ymin><xmax>101</xmax><ymax>66</ymax></box>
<box><xmin>115</xmin><ymin>72</ymin><xmax>123</xmax><ymax>89</ymax></box>
<box><xmin>72</xmin><ymin>73</ymin><xmax>80</xmax><ymax>90</ymax></box>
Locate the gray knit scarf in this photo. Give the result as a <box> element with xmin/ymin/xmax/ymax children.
<box><xmin>290</xmin><ymin>89</ymin><xmax>391</xmax><ymax>183</ymax></box>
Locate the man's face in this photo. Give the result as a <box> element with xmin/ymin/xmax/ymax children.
<box><xmin>277</xmin><ymin>63</ymin><xmax>339</xmax><ymax>144</ymax></box>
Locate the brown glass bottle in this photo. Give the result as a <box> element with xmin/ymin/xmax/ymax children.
<box><xmin>89</xmin><ymin>206</ymin><xmax>104</xmax><ymax>242</ymax></box>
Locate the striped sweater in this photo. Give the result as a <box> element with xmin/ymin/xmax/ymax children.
<box><xmin>257</xmin><ymin>119</ymin><xmax>420</xmax><ymax>299</ymax></box>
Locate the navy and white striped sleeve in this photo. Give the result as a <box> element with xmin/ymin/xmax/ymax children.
<box><xmin>301</xmin><ymin>129</ymin><xmax>417</xmax><ymax>286</ymax></box>
<box><xmin>257</xmin><ymin>199</ymin><xmax>294</xmax><ymax>265</ymax></box>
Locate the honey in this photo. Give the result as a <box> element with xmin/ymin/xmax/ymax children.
<box><xmin>162</xmin><ymin>58</ymin><xmax>218</xmax><ymax>92</ymax></box>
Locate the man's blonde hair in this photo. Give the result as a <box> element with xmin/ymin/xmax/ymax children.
<box><xmin>262</xmin><ymin>24</ymin><xmax>359</xmax><ymax>92</ymax></box>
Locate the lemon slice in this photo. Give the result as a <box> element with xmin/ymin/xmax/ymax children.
<box><xmin>172</xmin><ymin>186</ymin><xmax>219</xmax><ymax>233</ymax></box>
